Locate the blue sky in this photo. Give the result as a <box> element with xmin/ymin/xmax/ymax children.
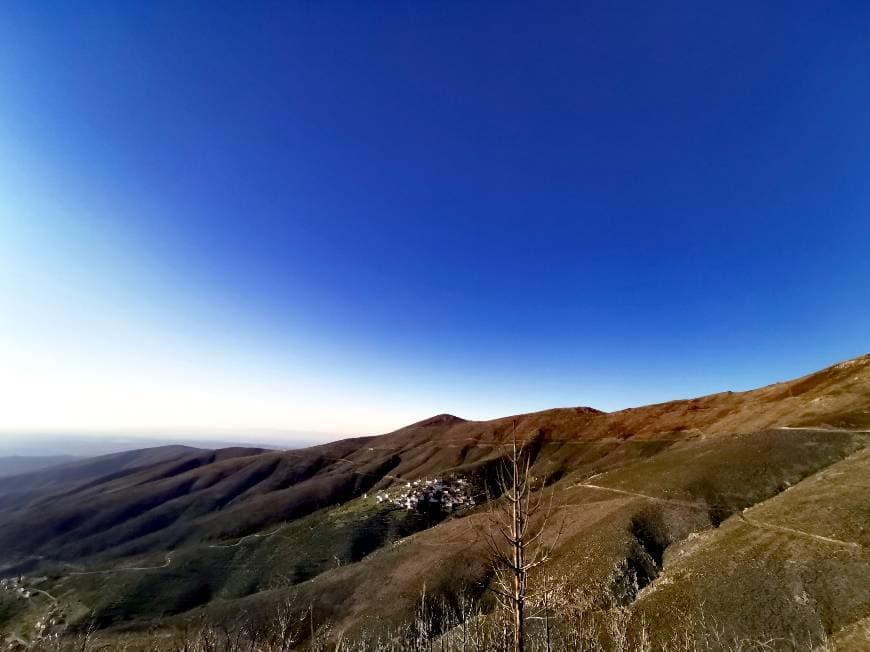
<box><xmin>1</xmin><ymin>2</ymin><xmax>868</xmax><ymax>441</ymax></box>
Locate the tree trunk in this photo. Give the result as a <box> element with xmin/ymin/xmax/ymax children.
<box><xmin>512</xmin><ymin>443</ymin><xmax>525</xmax><ymax>652</ymax></box>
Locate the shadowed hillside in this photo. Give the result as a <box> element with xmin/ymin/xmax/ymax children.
<box><xmin>0</xmin><ymin>456</ymin><xmax>77</xmax><ymax>479</ymax></box>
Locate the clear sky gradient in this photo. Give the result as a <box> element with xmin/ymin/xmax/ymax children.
<box><xmin>1</xmin><ymin>2</ymin><xmax>868</xmax><ymax>442</ymax></box>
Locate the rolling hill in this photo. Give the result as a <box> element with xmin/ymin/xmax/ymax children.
<box><xmin>0</xmin><ymin>354</ymin><xmax>868</xmax><ymax>650</ymax></box>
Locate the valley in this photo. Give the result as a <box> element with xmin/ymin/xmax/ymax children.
<box><xmin>1</xmin><ymin>355</ymin><xmax>868</xmax><ymax>650</ymax></box>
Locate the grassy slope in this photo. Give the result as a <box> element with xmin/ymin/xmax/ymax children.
<box><xmin>631</xmin><ymin>445</ymin><xmax>870</xmax><ymax>648</ymax></box>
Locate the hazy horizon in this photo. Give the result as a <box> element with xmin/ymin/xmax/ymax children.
<box><xmin>2</xmin><ymin>350</ymin><xmax>867</xmax><ymax>455</ymax></box>
<box><xmin>0</xmin><ymin>429</ymin><xmax>337</xmax><ymax>457</ymax></box>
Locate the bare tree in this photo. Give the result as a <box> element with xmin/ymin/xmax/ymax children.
<box><xmin>484</xmin><ymin>421</ymin><xmax>562</xmax><ymax>652</ymax></box>
<box><xmin>269</xmin><ymin>595</ymin><xmax>306</xmax><ymax>652</ymax></box>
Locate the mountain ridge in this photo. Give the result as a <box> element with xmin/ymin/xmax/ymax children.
<box><xmin>1</xmin><ymin>354</ymin><xmax>868</xmax><ymax>648</ymax></box>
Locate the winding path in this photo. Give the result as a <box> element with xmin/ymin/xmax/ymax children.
<box><xmin>207</xmin><ymin>525</ymin><xmax>284</xmax><ymax>549</ymax></box>
<box><xmin>62</xmin><ymin>523</ymin><xmax>287</xmax><ymax>575</ymax></box>
<box><xmin>68</xmin><ymin>552</ymin><xmax>173</xmax><ymax>576</ymax></box>
<box><xmin>332</xmin><ymin>456</ymin><xmax>404</xmax><ymax>483</ymax></box>
<box><xmin>30</xmin><ymin>587</ymin><xmax>58</xmax><ymax>603</ymax></box>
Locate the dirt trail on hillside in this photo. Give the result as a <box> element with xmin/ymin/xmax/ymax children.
<box><xmin>774</xmin><ymin>426</ymin><xmax>870</xmax><ymax>433</ymax></box>
<box><xmin>576</xmin><ymin>482</ymin><xmax>708</xmax><ymax>510</ymax></box>
<box><xmin>68</xmin><ymin>553</ymin><xmax>172</xmax><ymax>576</ymax></box>
<box><xmin>732</xmin><ymin>442</ymin><xmax>870</xmax><ymax>549</ymax></box>
<box><xmin>737</xmin><ymin>511</ymin><xmax>862</xmax><ymax>549</ymax></box>
<box><xmin>578</xmin><ymin>478</ymin><xmax>867</xmax><ymax>549</ymax></box>
<box><xmin>30</xmin><ymin>587</ymin><xmax>57</xmax><ymax>603</ymax></box>
<box><xmin>65</xmin><ymin>524</ymin><xmax>286</xmax><ymax>575</ymax></box>
<box><xmin>207</xmin><ymin>525</ymin><xmax>285</xmax><ymax>549</ymax></box>
<box><xmin>333</xmin><ymin>457</ymin><xmax>404</xmax><ymax>482</ymax></box>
